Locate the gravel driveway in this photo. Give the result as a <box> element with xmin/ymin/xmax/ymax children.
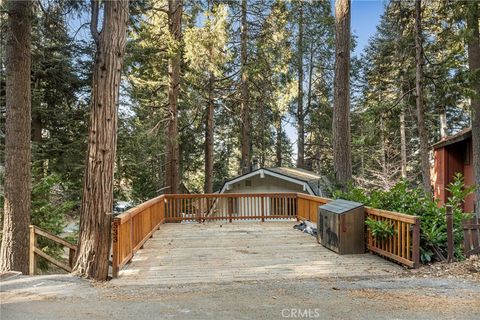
<box><xmin>1</xmin><ymin>274</ymin><xmax>479</xmax><ymax>320</ymax></box>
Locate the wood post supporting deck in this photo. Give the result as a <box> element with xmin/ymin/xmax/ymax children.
<box><xmin>29</xmin><ymin>225</ymin><xmax>37</xmax><ymax>275</ymax></box>
<box><xmin>446</xmin><ymin>205</ymin><xmax>454</xmax><ymax>263</ymax></box>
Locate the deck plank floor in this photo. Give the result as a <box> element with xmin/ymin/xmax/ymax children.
<box><xmin>112</xmin><ymin>221</ymin><xmax>403</xmax><ymax>285</ymax></box>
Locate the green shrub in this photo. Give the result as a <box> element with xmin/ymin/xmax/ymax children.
<box><xmin>0</xmin><ymin>172</ymin><xmax>76</xmax><ymax>271</ymax></box>
<box><xmin>335</xmin><ymin>174</ymin><xmax>475</xmax><ymax>263</ymax></box>
<box><xmin>33</xmin><ymin>173</ymin><xmax>77</xmax><ymax>270</ymax></box>
<box><xmin>365</xmin><ymin>217</ymin><xmax>395</xmax><ymax>239</ymax></box>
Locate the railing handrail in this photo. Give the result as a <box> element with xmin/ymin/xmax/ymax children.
<box><xmin>29</xmin><ymin>225</ymin><xmax>77</xmax><ymax>275</ymax></box>
<box><xmin>365</xmin><ymin>207</ymin><xmax>419</xmax><ymax>224</ymax></box>
<box><xmin>164</xmin><ymin>192</ymin><xmax>299</xmax><ymax>199</ymax></box>
<box><xmin>296</xmin><ymin>193</ymin><xmax>331</xmax><ymax>203</ymax></box>
<box><xmin>295</xmin><ymin>193</ymin><xmax>420</xmax><ymax>223</ymax></box>
<box><xmin>115</xmin><ymin>194</ymin><xmax>165</xmax><ymax>223</ymax></box>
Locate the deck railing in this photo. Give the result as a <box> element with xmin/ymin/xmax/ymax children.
<box><xmin>365</xmin><ymin>208</ymin><xmax>420</xmax><ymax>268</ymax></box>
<box><xmin>297</xmin><ymin>194</ymin><xmax>331</xmax><ymax>222</ymax></box>
<box><xmin>164</xmin><ymin>193</ymin><xmax>298</xmax><ymax>222</ymax></box>
<box><xmin>111</xmin><ymin>192</ymin><xmax>421</xmax><ymax>277</ymax></box>
<box><xmin>296</xmin><ymin>194</ymin><xmax>420</xmax><ymax>268</ymax></box>
<box><xmin>111</xmin><ymin>195</ymin><xmax>166</xmax><ymax>277</ymax></box>
<box><xmin>29</xmin><ymin>225</ymin><xmax>77</xmax><ymax>275</ymax></box>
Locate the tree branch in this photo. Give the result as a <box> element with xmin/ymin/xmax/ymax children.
<box><xmin>90</xmin><ymin>0</ymin><xmax>100</xmax><ymax>45</ymax></box>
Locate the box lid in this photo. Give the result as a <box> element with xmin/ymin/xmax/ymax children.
<box><xmin>319</xmin><ymin>199</ymin><xmax>363</xmax><ymax>214</ymax></box>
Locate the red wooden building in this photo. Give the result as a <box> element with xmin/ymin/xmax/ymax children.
<box><xmin>432</xmin><ymin>128</ymin><xmax>475</xmax><ymax>212</ymax></box>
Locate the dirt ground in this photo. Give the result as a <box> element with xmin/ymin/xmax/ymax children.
<box><xmin>408</xmin><ymin>255</ymin><xmax>480</xmax><ymax>282</ymax></box>
<box><xmin>1</xmin><ymin>271</ymin><xmax>479</xmax><ymax>320</ymax></box>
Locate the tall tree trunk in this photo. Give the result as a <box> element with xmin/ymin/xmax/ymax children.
<box><xmin>414</xmin><ymin>0</ymin><xmax>431</xmax><ymax>195</ymax></box>
<box><xmin>332</xmin><ymin>0</ymin><xmax>352</xmax><ymax>186</ymax></box>
<box><xmin>73</xmin><ymin>0</ymin><xmax>129</xmax><ymax>281</ymax></box>
<box><xmin>400</xmin><ymin>105</ymin><xmax>408</xmax><ymax>179</ymax></box>
<box><xmin>204</xmin><ymin>73</ymin><xmax>214</xmax><ymax>194</ymax></box>
<box><xmin>276</xmin><ymin>115</ymin><xmax>282</xmax><ymax>167</ymax></box>
<box><xmin>0</xmin><ymin>0</ymin><xmax>32</xmax><ymax>274</ymax></box>
<box><xmin>31</xmin><ymin>79</ymin><xmax>42</xmax><ymax>143</ymax></box>
<box><xmin>259</xmin><ymin>99</ymin><xmax>266</xmax><ymax>168</ymax></box>
<box><xmin>306</xmin><ymin>41</ymin><xmax>314</xmax><ymax>123</ymax></box>
<box><xmin>315</xmin><ymin>146</ymin><xmax>322</xmax><ymax>175</ymax></box>
<box><xmin>296</xmin><ymin>1</ymin><xmax>304</xmax><ymax>169</ymax></box>
<box><xmin>31</xmin><ymin>113</ymin><xmax>42</xmax><ymax>143</ymax></box>
<box><xmin>240</xmin><ymin>0</ymin><xmax>251</xmax><ymax>174</ymax></box>
<box><xmin>439</xmin><ymin>106</ymin><xmax>447</xmax><ymax>138</ymax></box>
<box><xmin>305</xmin><ymin>44</ymin><xmax>315</xmax><ymax>171</ymax></box>
<box><xmin>166</xmin><ymin>0</ymin><xmax>182</xmax><ymax>194</ymax></box>
<box><xmin>380</xmin><ymin>116</ymin><xmax>387</xmax><ymax>178</ymax></box>
<box><xmin>467</xmin><ymin>1</ymin><xmax>480</xmax><ymax>218</ymax></box>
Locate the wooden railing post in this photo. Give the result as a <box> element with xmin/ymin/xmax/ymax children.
<box><xmin>129</xmin><ymin>218</ymin><xmax>133</xmax><ymax>262</ymax></box>
<box><xmin>296</xmin><ymin>196</ymin><xmax>300</xmax><ymax>221</ymax></box>
<box><xmin>29</xmin><ymin>225</ymin><xmax>37</xmax><ymax>275</ymax></box>
<box><xmin>261</xmin><ymin>196</ymin><xmax>265</xmax><ymax>222</ymax></box>
<box><xmin>412</xmin><ymin>217</ymin><xmax>420</xmax><ymax>268</ymax></box>
<box><xmin>68</xmin><ymin>248</ymin><xmax>75</xmax><ymax>269</ymax></box>
<box><xmin>111</xmin><ymin>218</ymin><xmax>120</xmax><ymax>278</ymax></box>
<box><xmin>446</xmin><ymin>205</ymin><xmax>454</xmax><ymax>263</ymax></box>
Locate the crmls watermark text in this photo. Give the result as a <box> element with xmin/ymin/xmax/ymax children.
<box><xmin>281</xmin><ymin>309</ymin><xmax>321</xmax><ymax>318</ymax></box>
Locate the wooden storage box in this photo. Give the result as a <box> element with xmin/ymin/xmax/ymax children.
<box><xmin>317</xmin><ymin>199</ymin><xmax>365</xmax><ymax>254</ymax></box>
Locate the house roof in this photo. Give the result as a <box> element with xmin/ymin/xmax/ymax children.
<box><xmin>265</xmin><ymin>167</ymin><xmax>322</xmax><ymax>181</ymax></box>
<box><xmin>432</xmin><ymin>128</ymin><xmax>472</xmax><ymax>149</ymax></box>
<box><xmin>219</xmin><ymin>167</ymin><xmax>327</xmax><ymax>196</ymax></box>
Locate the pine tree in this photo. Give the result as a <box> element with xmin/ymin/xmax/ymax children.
<box><xmin>73</xmin><ymin>0</ymin><xmax>129</xmax><ymax>281</ymax></box>
<box><xmin>332</xmin><ymin>0</ymin><xmax>352</xmax><ymax>186</ymax></box>
<box><xmin>296</xmin><ymin>0</ymin><xmax>305</xmax><ymax>169</ymax></box>
<box><xmin>239</xmin><ymin>0</ymin><xmax>251</xmax><ymax>174</ymax></box>
<box><xmin>0</xmin><ymin>0</ymin><xmax>32</xmax><ymax>274</ymax></box>
<box><xmin>414</xmin><ymin>0</ymin><xmax>431</xmax><ymax>195</ymax></box>
<box><xmin>466</xmin><ymin>1</ymin><xmax>480</xmax><ymax>218</ymax></box>
<box><xmin>165</xmin><ymin>0</ymin><xmax>183</xmax><ymax>194</ymax></box>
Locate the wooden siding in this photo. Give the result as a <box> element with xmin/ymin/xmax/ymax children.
<box><xmin>433</xmin><ymin>138</ymin><xmax>475</xmax><ymax>213</ymax></box>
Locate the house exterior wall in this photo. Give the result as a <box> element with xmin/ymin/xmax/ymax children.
<box><xmin>223</xmin><ymin>174</ymin><xmax>306</xmax><ymax>194</ymax></box>
<box><xmin>433</xmin><ymin>139</ymin><xmax>475</xmax><ymax>213</ymax></box>
<box><xmin>464</xmin><ymin>140</ymin><xmax>475</xmax><ymax>212</ymax></box>
<box><xmin>433</xmin><ymin>147</ymin><xmax>446</xmax><ymax>206</ymax></box>
<box><xmin>218</xmin><ymin>174</ymin><xmax>309</xmax><ymax>217</ymax></box>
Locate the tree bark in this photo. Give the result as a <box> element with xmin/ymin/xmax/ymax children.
<box><xmin>240</xmin><ymin>0</ymin><xmax>251</xmax><ymax>174</ymax></box>
<box><xmin>0</xmin><ymin>0</ymin><xmax>32</xmax><ymax>275</ymax></box>
<box><xmin>380</xmin><ymin>116</ymin><xmax>387</xmax><ymax>178</ymax></box>
<box><xmin>400</xmin><ymin>105</ymin><xmax>408</xmax><ymax>179</ymax></box>
<box><xmin>467</xmin><ymin>1</ymin><xmax>480</xmax><ymax>218</ymax></box>
<box><xmin>414</xmin><ymin>0</ymin><xmax>431</xmax><ymax>195</ymax></box>
<box><xmin>204</xmin><ymin>73</ymin><xmax>214</xmax><ymax>194</ymax></box>
<box><xmin>306</xmin><ymin>41</ymin><xmax>314</xmax><ymax>125</ymax></box>
<box><xmin>73</xmin><ymin>0</ymin><xmax>129</xmax><ymax>281</ymax></box>
<box><xmin>259</xmin><ymin>98</ymin><xmax>266</xmax><ymax>168</ymax></box>
<box><xmin>332</xmin><ymin>0</ymin><xmax>352</xmax><ymax>186</ymax></box>
<box><xmin>31</xmin><ymin>112</ymin><xmax>43</xmax><ymax>143</ymax></box>
<box><xmin>276</xmin><ymin>115</ymin><xmax>282</xmax><ymax>167</ymax></box>
<box><xmin>296</xmin><ymin>1</ymin><xmax>305</xmax><ymax>169</ymax></box>
<box><xmin>439</xmin><ymin>106</ymin><xmax>447</xmax><ymax>138</ymax></box>
<box><xmin>165</xmin><ymin>0</ymin><xmax>182</xmax><ymax>194</ymax></box>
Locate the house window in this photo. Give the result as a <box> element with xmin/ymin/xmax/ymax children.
<box><xmin>245</xmin><ymin>179</ymin><xmax>252</xmax><ymax>187</ymax></box>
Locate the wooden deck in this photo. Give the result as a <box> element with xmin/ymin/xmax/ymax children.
<box><xmin>112</xmin><ymin>222</ymin><xmax>403</xmax><ymax>285</ymax></box>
